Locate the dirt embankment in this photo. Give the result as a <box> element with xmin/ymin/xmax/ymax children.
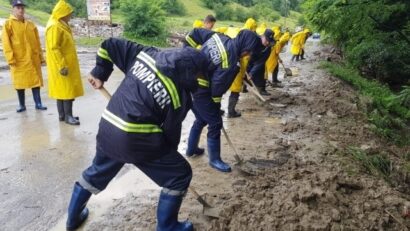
<box><xmin>86</xmin><ymin>43</ymin><xmax>410</xmax><ymax>231</ymax></box>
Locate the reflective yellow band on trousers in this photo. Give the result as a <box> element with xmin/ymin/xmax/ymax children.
<box><xmin>197</xmin><ymin>78</ymin><xmax>209</xmax><ymax>87</ymax></box>
<box><xmin>212</xmin><ymin>97</ymin><xmax>222</xmax><ymax>103</ymax></box>
<box><xmin>102</xmin><ymin>109</ymin><xmax>162</xmax><ymax>133</ymax></box>
<box><xmin>97</xmin><ymin>48</ymin><xmax>112</xmax><ymax>62</ymax></box>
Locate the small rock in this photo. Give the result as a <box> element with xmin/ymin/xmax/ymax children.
<box><xmin>331</xmin><ymin>208</ymin><xmax>341</xmax><ymax>222</ymax></box>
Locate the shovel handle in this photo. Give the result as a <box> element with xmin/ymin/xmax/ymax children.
<box><xmin>189</xmin><ymin>186</ymin><xmax>211</xmax><ymax>207</ymax></box>
<box><xmin>244</xmin><ymin>72</ymin><xmax>267</xmax><ymax>102</ymax></box>
<box><xmin>222</xmin><ymin>127</ymin><xmax>242</xmax><ymax>163</ymax></box>
<box><xmin>99</xmin><ymin>86</ymin><xmax>112</xmax><ymax>100</ymax></box>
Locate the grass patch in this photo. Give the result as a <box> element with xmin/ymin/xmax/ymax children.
<box><xmin>26</xmin><ymin>8</ymin><xmax>50</xmax><ymax>26</ymax></box>
<box><xmin>321</xmin><ymin>62</ymin><xmax>410</xmax><ymax>146</ymax></box>
<box><xmin>75</xmin><ymin>37</ymin><xmax>105</xmax><ymax>47</ymax></box>
<box><xmin>348</xmin><ymin>147</ymin><xmax>391</xmax><ymax>179</ymax></box>
<box><xmin>123</xmin><ymin>32</ymin><xmax>168</xmax><ymax>47</ymax></box>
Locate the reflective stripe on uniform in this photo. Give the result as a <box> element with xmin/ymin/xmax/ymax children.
<box><xmin>212</xmin><ymin>34</ymin><xmax>229</xmax><ymax>69</ymax></box>
<box><xmin>185</xmin><ymin>35</ymin><xmax>198</xmax><ymax>48</ymax></box>
<box><xmin>212</xmin><ymin>97</ymin><xmax>222</xmax><ymax>103</ymax></box>
<box><xmin>97</xmin><ymin>48</ymin><xmax>112</xmax><ymax>62</ymax></box>
<box><xmin>197</xmin><ymin>78</ymin><xmax>209</xmax><ymax>87</ymax></box>
<box><xmin>137</xmin><ymin>52</ymin><xmax>181</xmax><ymax>109</ymax></box>
<box><xmin>102</xmin><ymin>109</ymin><xmax>162</xmax><ymax>133</ymax></box>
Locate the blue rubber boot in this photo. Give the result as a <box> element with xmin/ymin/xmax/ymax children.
<box><xmin>32</xmin><ymin>87</ymin><xmax>47</xmax><ymax>110</ymax></box>
<box><xmin>16</xmin><ymin>89</ymin><xmax>26</xmax><ymax>113</ymax></box>
<box><xmin>156</xmin><ymin>190</ymin><xmax>193</xmax><ymax>231</ymax></box>
<box><xmin>207</xmin><ymin>137</ymin><xmax>231</xmax><ymax>172</ymax></box>
<box><xmin>66</xmin><ymin>182</ymin><xmax>91</xmax><ymax>231</ymax></box>
<box><xmin>186</xmin><ymin>126</ymin><xmax>204</xmax><ymax>157</ymax></box>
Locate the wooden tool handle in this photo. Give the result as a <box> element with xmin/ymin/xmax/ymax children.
<box><xmin>99</xmin><ymin>86</ymin><xmax>112</xmax><ymax>100</ymax></box>
<box><xmin>222</xmin><ymin>127</ymin><xmax>242</xmax><ymax>163</ymax></box>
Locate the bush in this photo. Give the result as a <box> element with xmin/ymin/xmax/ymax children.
<box><xmin>303</xmin><ymin>0</ymin><xmax>410</xmax><ymax>85</ymax></box>
<box><xmin>203</xmin><ymin>0</ymin><xmax>231</xmax><ymax>9</ymax></box>
<box><xmin>120</xmin><ymin>0</ymin><xmax>166</xmax><ymax>38</ymax></box>
<box><xmin>214</xmin><ymin>3</ymin><xmax>234</xmax><ymax>21</ymax></box>
<box><xmin>160</xmin><ymin>0</ymin><xmax>186</xmax><ymax>16</ymax></box>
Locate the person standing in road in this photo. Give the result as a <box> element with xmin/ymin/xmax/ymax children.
<box><xmin>2</xmin><ymin>0</ymin><xmax>47</xmax><ymax>113</ymax></box>
<box><xmin>45</xmin><ymin>0</ymin><xmax>83</xmax><ymax>125</ymax></box>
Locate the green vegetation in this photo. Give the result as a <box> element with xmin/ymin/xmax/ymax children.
<box><xmin>303</xmin><ymin>0</ymin><xmax>410</xmax><ymax>86</ymax></box>
<box><xmin>120</xmin><ymin>0</ymin><xmax>167</xmax><ymax>39</ymax></box>
<box><xmin>75</xmin><ymin>37</ymin><xmax>105</xmax><ymax>47</ymax></box>
<box><xmin>348</xmin><ymin>147</ymin><xmax>391</xmax><ymax>179</ymax></box>
<box><xmin>322</xmin><ymin>62</ymin><xmax>410</xmax><ymax>146</ymax></box>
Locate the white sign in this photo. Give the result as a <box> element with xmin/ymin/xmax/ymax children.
<box><xmin>87</xmin><ymin>0</ymin><xmax>111</xmax><ymax>21</ymax></box>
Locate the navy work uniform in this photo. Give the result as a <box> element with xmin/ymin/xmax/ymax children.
<box><xmin>186</xmin><ymin>30</ymin><xmax>263</xmax><ymax>172</ymax></box>
<box><xmin>65</xmin><ymin>38</ymin><xmax>207</xmax><ymax>231</ymax></box>
<box><xmin>184</xmin><ymin>28</ymin><xmax>215</xmax><ymax>49</ymax></box>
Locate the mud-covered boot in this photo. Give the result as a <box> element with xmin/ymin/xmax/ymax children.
<box><xmin>66</xmin><ymin>182</ymin><xmax>91</xmax><ymax>231</ymax></box>
<box><xmin>257</xmin><ymin>87</ymin><xmax>271</xmax><ymax>96</ymax></box>
<box><xmin>16</xmin><ymin>89</ymin><xmax>26</xmax><ymax>113</ymax></box>
<box><xmin>227</xmin><ymin>93</ymin><xmax>241</xmax><ymax>118</ymax></box>
<box><xmin>208</xmin><ymin>137</ymin><xmax>231</xmax><ymax>172</ymax></box>
<box><xmin>63</xmin><ymin>100</ymin><xmax>80</xmax><ymax>125</ymax></box>
<box><xmin>32</xmin><ymin>87</ymin><xmax>47</xmax><ymax>110</ymax></box>
<box><xmin>186</xmin><ymin>125</ymin><xmax>204</xmax><ymax>157</ymax></box>
<box><xmin>156</xmin><ymin>190</ymin><xmax>193</xmax><ymax>231</ymax></box>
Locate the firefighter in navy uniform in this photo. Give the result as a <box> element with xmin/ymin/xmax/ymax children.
<box><xmin>184</xmin><ymin>27</ymin><xmax>215</xmax><ymax>50</ymax></box>
<box><xmin>185</xmin><ymin>30</ymin><xmax>264</xmax><ymax>172</ymax></box>
<box><xmin>248</xmin><ymin>29</ymin><xmax>276</xmax><ymax>96</ymax></box>
<box><xmin>65</xmin><ymin>38</ymin><xmax>208</xmax><ymax>231</ymax></box>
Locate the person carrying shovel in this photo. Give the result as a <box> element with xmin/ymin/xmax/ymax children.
<box><xmin>65</xmin><ymin>38</ymin><xmax>208</xmax><ymax>231</ymax></box>
<box><xmin>185</xmin><ymin>30</ymin><xmax>266</xmax><ymax>172</ymax></box>
<box><xmin>265</xmin><ymin>30</ymin><xmax>291</xmax><ymax>84</ymax></box>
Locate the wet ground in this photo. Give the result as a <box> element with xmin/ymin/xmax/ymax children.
<box><xmin>1</xmin><ymin>37</ymin><xmax>409</xmax><ymax>231</ymax></box>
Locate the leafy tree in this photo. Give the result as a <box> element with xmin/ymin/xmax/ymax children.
<box><xmin>120</xmin><ymin>0</ymin><xmax>166</xmax><ymax>38</ymax></box>
<box><xmin>303</xmin><ymin>0</ymin><xmax>410</xmax><ymax>85</ymax></box>
<box><xmin>160</xmin><ymin>0</ymin><xmax>186</xmax><ymax>16</ymax></box>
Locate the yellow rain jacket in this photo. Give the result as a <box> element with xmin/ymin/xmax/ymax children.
<box><xmin>192</xmin><ymin>19</ymin><xmax>204</xmax><ymax>28</ymax></box>
<box><xmin>2</xmin><ymin>15</ymin><xmax>44</xmax><ymax>89</ymax></box>
<box><xmin>224</xmin><ymin>27</ymin><xmax>241</xmax><ymax>38</ymax></box>
<box><xmin>265</xmin><ymin>32</ymin><xmax>291</xmax><ymax>76</ymax></box>
<box><xmin>256</xmin><ymin>23</ymin><xmax>267</xmax><ymax>35</ymax></box>
<box><xmin>45</xmin><ymin>0</ymin><xmax>83</xmax><ymax>100</ymax></box>
<box><xmin>272</xmin><ymin>26</ymin><xmax>282</xmax><ymax>41</ymax></box>
<box><xmin>300</xmin><ymin>29</ymin><xmax>311</xmax><ymax>49</ymax></box>
<box><xmin>290</xmin><ymin>31</ymin><xmax>304</xmax><ymax>55</ymax></box>
<box><xmin>243</xmin><ymin>18</ymin><xmax>257</xmax><ymax>31</ymax></box>
<box><xmin>214</xmin><ymin>27</ymin><xmax>228</xmax><ymax>34</ymax></box>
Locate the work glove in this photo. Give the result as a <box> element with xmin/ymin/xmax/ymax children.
<box><xmin>60</xmin><ymin>67</ymin><xmax>69</xmax><ymax>76</ymax></box>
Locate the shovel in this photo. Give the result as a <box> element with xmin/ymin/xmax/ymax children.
<box><xmin>280</xmin><ymin>62</ymin><xmax>293</xmax><ymax>77</ymax></box>
<box><xmin>97</xmin><ymin>86</ymin><xmax>221</xmax><ymax>218</ymax></box>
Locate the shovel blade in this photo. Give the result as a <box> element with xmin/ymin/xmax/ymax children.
<box><xmin>203</xmin><ymin>206</ymin><xmax>222</xmax><ymax>218</ymax></box>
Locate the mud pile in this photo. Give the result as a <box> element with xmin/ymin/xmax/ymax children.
<box><xmin>208</xmin><ymin>160</ymin><xmax>409</xmax><ymax>231</ymax></box>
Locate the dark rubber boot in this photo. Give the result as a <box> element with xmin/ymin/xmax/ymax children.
<box><xmin>63</xmin><ymin>100</ymin><xmax>80</xmax><ymax>125</ymax></box>
<box><xmin>208</xmin><ymin>137</ymin><xmax>231</xmax><ymax>172</ymax></box>
<box><xmin>57</xmin><ymin>100</ymin><xmax>65</xmax><ymax>121</ymax></box>
<box><xmin>32</xmin><ymin>87</ymin><xmax>47</xmax><ymax>110</ymax></box>
<box><xmin>16</xmin><ymin>89</ymin><xmax>26</xmax><ymax>113</ymax></box>
<box><xmin>186</xmin><ymin>125</ymin><xmax>204</xmax><ymax>157</ymax></box>
<box><xmin>227</xmin><ymin>93</ymin><xmax>241</xmax><ymax>118</ymax></box>
<box><xmin>66</xmin><ymin>182</ymin><xmax>91</xmax><ymax>231</ymax></box>
<box><xmin>156</xmin><ymin>190</ymin><xmax>193</xmax><ymax>231</ymax></box>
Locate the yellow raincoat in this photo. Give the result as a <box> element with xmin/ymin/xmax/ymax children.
<box><xmin>192</xmin><ymin>19</ymin><xmax>204</xmax><ymax>28</ymax></box>
<box><xmin>272</xmin><ymin>26</ymin><xmax>282</xmax><ymax>41</ymax></box>
<box><xmin>214</xmin><ymin>27</ymin><xmax>228</xmax><ymax>33</ymax></box>
<box><xmin>290</xmin><ymin>31</ymin><xmax>304</xmax><ymax>55</ymax></box>
<box><xmin>256</xmin><ymin>23</ymin><xmax>267</xmax><ymax>35</ymax></box>
<box><xmin>243</xmin><ymin>18</ymin><xmax>257</xmax><ymax>31</ymax></box>
<box><xmin>300</xmin><ymin>29</ymin><xmax>311</xmax><ymax>49</ymax></box>
<box><xmin>2</xmin><ymin>15</ymin><xmax>44</xmax><ymax>89</ymax></box>
<box><xmin>265</xmin><ymin>32</ymin><xmax>291</xmax><ymax>76</ymax></box>
<box><xmin>45</xmin><ymin>0</ymin><xmax>83</xmax><ymax>100</ymax></box>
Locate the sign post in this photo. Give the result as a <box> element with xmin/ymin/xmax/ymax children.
<box><xmin>86</xmin><ymin>0</ymin><xmax>111</xmax><ymax>22</ymax></box>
